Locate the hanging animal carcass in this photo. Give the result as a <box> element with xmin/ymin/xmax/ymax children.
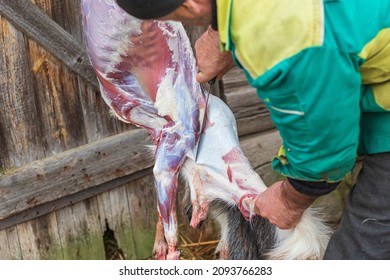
<box><xmin>81</xmin><ymin>0</ymin><xmax>331</xmax><ymax>260</ymax></box>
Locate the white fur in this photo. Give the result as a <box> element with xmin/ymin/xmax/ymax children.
<box><xmin>270</xmin><ymin>208</ymin><xmax>331</xmax><ymax>259</ymax></box>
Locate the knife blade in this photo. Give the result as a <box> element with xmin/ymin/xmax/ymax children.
<box><xmin>195</xmin><ymin>77</ymin><xmax>216</xmax><ymax>162</ymax></box>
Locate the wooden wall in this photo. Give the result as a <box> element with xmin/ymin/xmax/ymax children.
<box><xmin>0</xmin><ymin>0</ymin><xmax>157</xmax><ymax>259</ymax></box>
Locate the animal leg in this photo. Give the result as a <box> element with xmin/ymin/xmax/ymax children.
<box><xmin>213</xmin><ymin>209</ymin><xmax>230</xmax><ymax>259</ymax></box>
<box><xmin>153</xmin><ymin>170</ymin><xmax>181</xmax><ymax>260</ymax></box>
<box><xmin>180</xmin><ymin>161</ymin><xmax>210</xmax><ymax>228</ymax></box>
<box><xmin>153</xmin><ymin>131</ymin><xmax>188</xmax><ymax>260</ymax></box>
<box><xmin>152</xmin><ymin>216</ymin><xmax>168</xmax><ymax>260</ymax></box>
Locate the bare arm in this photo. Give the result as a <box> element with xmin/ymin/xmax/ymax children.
<box><xmin>254</xmin><ymin>179</ymin><xmax>317</xmax><ymax>229</ymax></box>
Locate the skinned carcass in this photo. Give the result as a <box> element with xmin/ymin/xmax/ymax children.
<box><xmin>81</xmin><ymin>0</ymin><xmax>331</xmax><ymax>260</ymax></box>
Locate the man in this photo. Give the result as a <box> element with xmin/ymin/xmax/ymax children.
<box><xmin>116</xmin><ymin>0</ymin><xmax>390</xmax><ymax>259</ymax></box>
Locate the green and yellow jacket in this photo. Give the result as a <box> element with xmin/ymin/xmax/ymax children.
<box><xmin>215</xmin><ymin>0</ymin><xmax>390</xmax><ymax>195</ymax></box>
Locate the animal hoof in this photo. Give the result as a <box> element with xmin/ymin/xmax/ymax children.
<box><xmin>167</xmin><ymin>250</ymin><xmax>180</xmax><ymax>260</ymax></box>
<box><xmin>153</xmin><ymin>241</ymin><xmax>168</xmax><ymax>260</ymax></box>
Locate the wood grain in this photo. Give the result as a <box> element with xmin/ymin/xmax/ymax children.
<box><xmin>0</xmin><ymin>15</ymin><xmax>45</xmax><ymax>168</ymax></box>
<box><xmin>222</xmin><ymin>67</ymin><xmax>275</xmax><ymax>136</ymax></box>
<box><xmin>0</xmin><ymin>129</ymin><xmax>154</xmax><ymax>221</ymax></box>
<box><xmin>0</xmin><ymin>0</ymin><xmax>98</xmax><ymax>88</ymax></box>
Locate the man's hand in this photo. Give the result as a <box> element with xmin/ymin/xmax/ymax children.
<box><xmin>254</xmin><ymin>179</ymin><xmax>317</xmax><ymax>229</ymax></box>
<box><xmin>195</xmin><ymin>26</ymin><xmax>235</xmax><ymax>83</ymax></box>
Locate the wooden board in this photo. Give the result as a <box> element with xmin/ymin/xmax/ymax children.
<box><xmin>0</xmin><ymin>0</ymin><xmax>98</xmax><ymax>87</ymax></box>
<box><xmin>222</xmin><ymin>67</ymin><xmax>275</xmax><ymax>137</ymax></box>
<box><xmin>0</xmin><ymin>129</ymin><xmax>154</xmax><ymax>223</ymax></box>
<box><xmin>240</xmin><ymin>129</ymin><xmax>281</xmax><ymax>169</ymax></box>
<box><xmin>0</xmin><ymin>14</ymin><xmax>45</xmax><ymax>168</ymax></box>
<box><xmin>3</xmin><ymin>227</ymin><xmax>22</xmax><ymax>259</ymax></box>
<box><xmin>55</xmin><ymin>197</ymin><xmax>105</xmax><ymax>260</ymax></box>
<box><xmin>0</xmin><ymin>175</ymin><xmax>159</xmax><ymax>260</ymax></box>
<box><xmin>96</xmin><ymin>185</ymin><xmax>137</xmax><ymax>259</ymax></box>
<box><xmin>0</xmin><ymin>229</ymin><xmax>9</xmax><ymax>259</ymax></box>
<box><xmin>126</xmin><ymin>175</ymin><xmax>157</xmax><ymax>259</ymax></box>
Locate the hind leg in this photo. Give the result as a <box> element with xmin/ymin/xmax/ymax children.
<box><xmin>152</xmin><ymin>216</ymin><xmax>168</xmax><ymax>260</ymax></box>
<box><xmin>213</xmin><ymin>210</ymin><xmax>230</xmax><ymax>259</ymax></box>
<box><xmin>180</xmin><ymin>160</ymin><xmax>210</xmax><ymax>228</ymax></box>
<box><xmin>153</xmin><ymin>169</ymin><xmax>181</xmax><ymax>260</ymax></box>
<box><xmin>152</xmin><ymin>132</ymin><xmax>188</xmax><ymax>260</ymax></box>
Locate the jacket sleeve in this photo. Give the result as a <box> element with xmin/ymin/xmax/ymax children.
<box><xmin>252</xmin><ymin>47</ymin><xmax>361</xmax><ymax>194</ymax></box>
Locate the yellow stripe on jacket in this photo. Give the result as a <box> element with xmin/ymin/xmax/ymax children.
<box><xmin>359</xmin><ymin>28</ymin><xmax>390</xmax><ymax>111</ymax></box>
<box><xmin>217</xmin><ymin>0</ymin><xmax>325</xmax><ymax>78</ymax></box>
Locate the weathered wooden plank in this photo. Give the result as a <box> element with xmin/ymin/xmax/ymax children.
<box><xmin>240</xmin><ymin>129</ymin><xmax>282</xmax><ymax>169</ymax></box>
<box><xmin>0</xmin><ymin>129</ymin><xmax>154</xmax><ymax>221</ymax></box>
<box><xmin>4</xmin><ymin>226</ymin><xmax>22</xmax><ymax>259</ymax></box>
<box><xmin>226</xmin><ymin>87</ymin><xmax>268</xmax><ymax>119</ymax></box>
<box><xmin>222</xmin><ymin>67</ymin><xmax>252</xmax><ymax>90</ymax></box>
<box><xmin>0</xmin><ymin>0</ymin><xmax>98</xmax><ymax>88</ymax></box>
<box><xmin>236</xmin><ymin>112</ymin><xmax>275</xmax><ymax>137</ymax></box>
<box><xmin>48</xmin><ymin>0</ymin><xmax>84</xmax><ymax>43</ymax></box>
<box><xmin>27</xmin><ymin>38</ymin><xmax>89</xmax><ymax>152</ymax></box>
<box><xmin>96</xmin><ymin>185</ymin><xmax>137</xmax><ymax>259</ymax></box>
<box><xmin>126</xmin><ymin>175</ymin><xmax>157</xmax><ymax>259</ymax></box>
<box><xmin>15</xmin><ymin>213</ymin><xmax>64</xmax><ymax>259</ymax></box>
<box><xmin>222</xmin><ymin>67</ymin><xmax>274</xmax><ymax>136</ymax></box>
<box><xmin>0</xmin><ymin>15</ymin><xmax>45</xmax><ymax>168</ymax></box>
<box><xmin>56</xmin><ymin>197</ymin><xmax>105</xmax><ymax>260</ymax></box>
<box><xmin>0</xmin><ymin>129</ymin><xmax>281</xmax><ymax>228</ymax></box>
<box><xmin>0</xmin><ymin>167</ymin><xmax>153</xmax><ymax>231</ymax></box>
<box><xmin>0</xmin><ymin>229</ymin><xmax>9</xmax><ymax>259</ymax></box>
<box><xmin>0</xmin><ymin>1</ymin><xmax>101</xmax><ymax>169</ymax></box>
<box><xmin>15</xmin><ymin>221</ymin><xmax>40</xmax><ymax>259</ymax></box>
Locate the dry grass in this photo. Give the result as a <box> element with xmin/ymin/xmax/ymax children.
<box><xmin>178</xmin><ymin>229</ymin><xmax>219</xmax><ymax>260</ymax></box>
<box><xmin>135</xmin><ymin>221</ymin><xmax>220</xmax><ymax>260</ymax></box>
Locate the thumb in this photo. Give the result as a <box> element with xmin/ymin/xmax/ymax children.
<box><xmin>254</xmin><ymin>193</ymin><xmax>264</xmax><ymax>217</ymax></box>
<box><xmin>196</xmin><ymin>71</ymin><xmax>210</xmax><ymax>84</ymax></box>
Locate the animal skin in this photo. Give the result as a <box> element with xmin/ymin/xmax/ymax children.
<box><xmin>81</xmin><ymin>0</ymin><xmax>331</xmax><ymax>260</ymax></box>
